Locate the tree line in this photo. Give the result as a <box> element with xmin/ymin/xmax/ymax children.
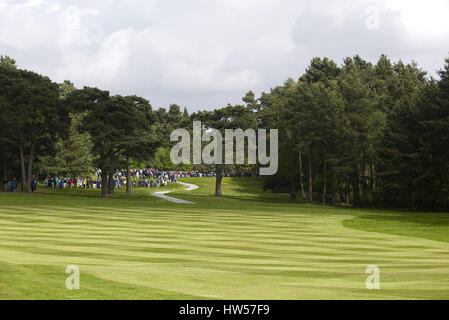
<box><xmin>1</xmin><ymin>54</ymin><xmax>448</xmax><ymax>211</ymax></box>
<box><xmin>258</xmin><ymin>55</ymin><xmax>449</xmax><ymax>212</ymax></box>
<box><xmin>0</xmin><ymin>56</ymin><xmax>183</xmax><ymax>197</ymax></box>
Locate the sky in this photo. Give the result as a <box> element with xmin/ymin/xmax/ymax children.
<box><xmin>0</xmin><ymin>0</ymin><xmax>448</xmax><ymax>112</ymax></box>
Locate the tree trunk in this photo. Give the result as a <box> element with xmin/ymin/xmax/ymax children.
<box><xmin>345</xmin><ymin>179</ymin><xmax>350</xmax><ymax>205</ymax></box>
<box><xmin>409</xmin><ymin>191</ymin><xmax>415</xmax><ymax>212</ymax></box>
<box><xmin>299</xmin><ymin>151</ymin><xmax>306</xmax><ymax>199</ymax></box>
<box><xmin>26</xmin><ymin>143</ymin><xmax>34</xmax><ymax>191</ymax></box>
<box><xmin>337</xmin><ymin>180</ymin><xmax>344</xmax><ymax>202</ymax></box>
<box><xmin>126</xmin><ymin>156</ymin><xmax>131</xmax><ymax>195</ymax></box>
<box><xmin>331</xmin><ymin>174</ymin><xmax>336</xmax><ymax>206</ymax></box>
<box><xmin>101</xmin><ymin>171</ymin><xmax>108</xmax><ymax>198</ymax></box>
<box><xmin>3</xmin><ymin>164</ymin><xmax>7</xmax><ymax>182</ymax></box>
<box><xmin>108</xmin><ymin>172</ymin><xmax>114</xmax><ymax>195</ymax></box>
<box><xmin>361</xmin><ymin>156</ymin><xmax>366</xmax><ymax>198</ymax></box>
<box><xmin>322</xmin><ymin>145</ymin><xmax>327</xmax><ymax>205</ymax></box>
<box><xmin>290</xmin><ymin>178</ymin><xmax>297</xmax><ymax>201</ymax></box>
<box><xmin>353</xmin><ymin>164</ymin><xmax>360</xmax><ymax>205</ymax></box>
<box><xmin>308</xmin><ymin>150</ymin><xmax>313</xmax><ymax>204</ymax></box>
<box><xmin>215</xmin><ymin>164</ymin><xmax>223</xmax><ymax>197</ymax></box>
<box><xmin>19</xmin><ymin>138</ymin><xmax>26</xmax><ymax>193</ymax></box>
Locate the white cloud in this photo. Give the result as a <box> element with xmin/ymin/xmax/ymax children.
<box><xmin>0</xmin><ymin>0</ymin><xmax>448</xmax><ymax>111</ymax></box>
<box><xmin>387</xmin><ymin>0</ymin><xmax>449</xmax><ymax>38</ymax></box>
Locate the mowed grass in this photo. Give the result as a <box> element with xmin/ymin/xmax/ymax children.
<box><xmin>0</xmin><ymin>177</ymin><xmax>448</xmax><ymax>300</ymax></box>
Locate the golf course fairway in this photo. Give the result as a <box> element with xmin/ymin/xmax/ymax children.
<box><xmin>0</xmin><ymin>177</ymin><xmax>448</xmax><ymax>300</ymax></box>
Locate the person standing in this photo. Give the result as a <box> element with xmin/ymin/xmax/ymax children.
<box><xmin>31</xmin><ymin>178</ymin><xmax>38</xmax><ymax>192</ymax></box>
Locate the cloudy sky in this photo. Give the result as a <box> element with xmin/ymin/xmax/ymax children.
<box><xmin>0</xmin><ymin>0</ymin><xmax>448</xmax><ymax>111</ymax></box>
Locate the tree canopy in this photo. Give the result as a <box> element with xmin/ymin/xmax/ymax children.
<box><xmin>1</xmin><ymin>53</ymin><xmax>449</xmax><ymax>210</ymax></box>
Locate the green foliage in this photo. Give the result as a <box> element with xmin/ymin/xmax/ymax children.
<box><xmin>262</xmin><ymin>54</ymin><xmax>449</xmax><ymax>211</ymax></box>
<box><xmin>0</xmin><ymin>55</ymin><xmax>17</xmax><ymax>70</ymax></box>
<box><xmin>1</xmin><ymin>54</ymin><xmax>448</xmax><ymax>208</ymax></box>
<box><xmin>149</xmin><ymin>147</ymin><xmax>173</xmax><ymax>171</ymax></box>
<box><xmin>0</xmin><ymin>60</ymin><xmax>63</xmax><ymax>191</ymax></box>
<box><xmin>39</xmin><ymin>112</ymin><xmax>93</xmax><ymax>177</ymax></box>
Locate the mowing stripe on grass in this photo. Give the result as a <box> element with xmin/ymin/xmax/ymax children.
<box><xmin>0</xmin><ymin>178</ymin><xmax>448</xmax><ymax>299</ymax></box>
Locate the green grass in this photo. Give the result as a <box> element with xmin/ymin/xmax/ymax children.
<box><xmin>0</xmin><ymin>177</ymin><xmax>448</xmax><ymax>300</ymax></box>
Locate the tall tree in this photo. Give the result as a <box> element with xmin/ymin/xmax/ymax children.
<box><xmin>193</xmin><ymin>104</ymin><xmax>257</xmax><ymax>196</ymax></box>
<box><xmin>0</xmin><ymin>60</ymin><xmax>62</xmax><ymax>192</ymax></box>
<box><xmin>68</xmin><ymin>88</ymin><xmax>118</xmax><ymax>197</ymax></box>
<box><xmin>117</xmin><ymin>95</ymin><xmax>159</xmax><ymax>195</ymax></box>
<box><xmin>338</xmin><ymin>56</ymin><xmax>377</xmax><ymax>206</ymax></box>
<box><xmin>377</xmin><ymin>61</ymin><xmax>427</xmax><ymax>209</ymax></box>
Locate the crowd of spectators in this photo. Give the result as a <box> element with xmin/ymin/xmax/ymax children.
<box><xmin>3</xmin><ymin>168</ymin><xmax>256</xmax><ymax>192</ymax></box>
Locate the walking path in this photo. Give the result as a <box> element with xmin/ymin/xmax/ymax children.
<box><xmin>152</xmin><ymin>182</ymin><xmax>198</xmax><ymax>204</ymax></box>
